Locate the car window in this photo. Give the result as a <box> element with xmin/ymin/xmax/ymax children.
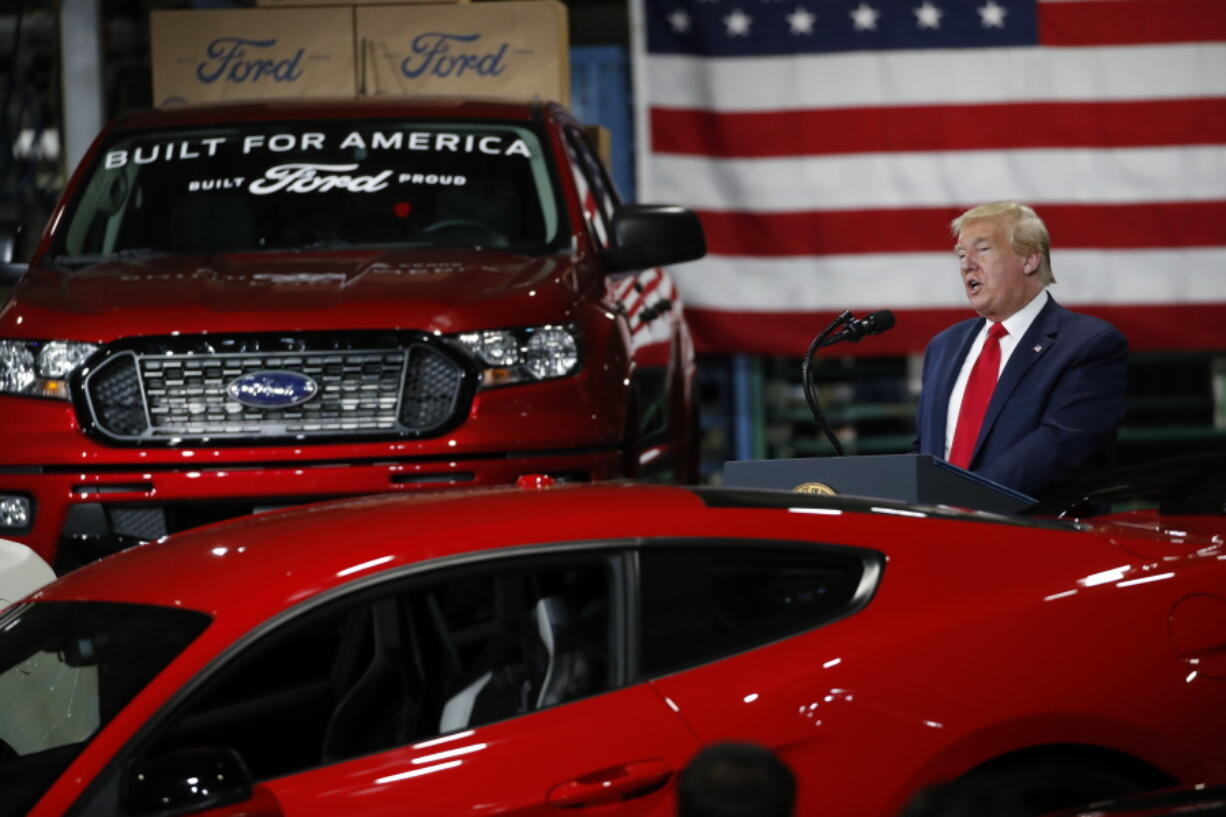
<box><xmin>0</xmin><ymin>602</ymin><xmax>210</xmax><ymax>817</ymax></box>
<box><xmin>146</xmin><ymin>553</ymin><xmax>617</xmax><ymax>782</ymax></box>
<box><xmin>637</xmin><ymin>542</ymin><xmax>877</xmax><ymax>677</ymax></box>
<box><xmin>55</xmin><ymin>119</ymin><xmax>566</xmax><ymax>259</ymax></box>
<box><xmin>562</xmin><ymin>126</ymin><xmax>619</xmax><ymax>250</ymax></box>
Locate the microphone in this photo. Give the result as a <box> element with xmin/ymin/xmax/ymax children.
<box><xmin>801</xmin><ymin>308</ymin><xmax>896</xmax><ymax>456</ymax></box>
<box><xmin>822</xmin><ymin>310</ymin><xmax>895</xmax><ymax>346</ymax></box>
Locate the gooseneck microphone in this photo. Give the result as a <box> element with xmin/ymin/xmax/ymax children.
<box><xmin>819</xmin><ymin>309</ymin><xmax>896</xmax><ymax>347</ymax></box>
<box><xmin>802</xmin><ymin>309</ymin><xmax>898</xmax><ymax>456</ymax></box>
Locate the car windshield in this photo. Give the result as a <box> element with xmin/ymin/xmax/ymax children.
<box><xmin>53</xmin><ymin>119</ymin><xmax>565</xmax><ymax>261</ymax></box>
<box><xmin>0</xmin><ymin>601</ymin><xmax>210</xmax><ymax>817</ymax></box>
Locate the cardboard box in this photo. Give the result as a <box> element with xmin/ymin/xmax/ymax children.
<box><xmin>256</xmin><ymin>0</ymin><xmax>466</xmax><ymax>6</ymax></box>
<box><xmin>358</xmin><ymin>1</ymin><xmax>568</xmax><ymax>104</ymax></box>
<box><xmin>150</xmin><ymin>8</ymin><xmax>357</xmax><ymax>107</ymax></box>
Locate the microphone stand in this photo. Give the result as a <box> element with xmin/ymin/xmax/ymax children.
<box><xmin>801</xmin><ymin>310</ymin><xmax>851</xmax><ymax>457</ymax></box>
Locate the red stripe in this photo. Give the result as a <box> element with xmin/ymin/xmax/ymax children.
<box><xmin>1040</xmin><ymin>0</ymin><xmax>1226</xmax><ymax>47</ymax></box>
<box><xmin>650</xmin><ymin>98</ymin><xmax>1226</xmax><ymax>158</ymax></box>
<box><xmin>685</xmin><ymin>304</ymin><xmax>1226</xmax><ymax>357</ymax></box>
<box><xmin>698</xmin><ymin>202</ymin><xmax>1226</xmax><ymax>257</ymax></box>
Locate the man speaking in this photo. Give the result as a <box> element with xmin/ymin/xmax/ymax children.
<box><xmin>914</xmin><ymin>202</ymin><xmax>1128</xmax><ymax>499</ymax></box>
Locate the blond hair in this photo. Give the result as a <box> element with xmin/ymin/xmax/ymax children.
<box><xmin>951</xmin><ymin>201</ymin><xmax>1055</xmax><ymax>284</ymax></box>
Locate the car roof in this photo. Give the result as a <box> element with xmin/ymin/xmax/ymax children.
<box><xmin>31</xmin><ymin>482</ymin><xmax>1076</xmax><ymax>621</ymax></box>
<box><xmin>107</xmin><ymin>96</ymin><xmax>550</xmax><ymax>132</ymax></box>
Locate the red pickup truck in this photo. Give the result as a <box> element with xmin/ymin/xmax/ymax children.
<box><xmin>0</xmin><ymin>98</ymin><xmax>705</xmax><ymax>572</ymax></box>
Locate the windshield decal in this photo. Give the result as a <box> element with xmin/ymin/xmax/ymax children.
<box><xmin>336</xmin><ymin>130</ymin><xmax>531</xmax><ymax>157</ymax></box>
<box><xmin>185</xmin><ymin>166</ymin><xmax>467</xmax><ymax>195</ymax></box>
<box><xmin>104</xmin><ymin>130</ymin><xmax>533</xmax><ymax>172</ymax></box>
<box><xmin>249</xmin><ymin>163</ymin><xmax>393</xmax><ymax>194</ymax></box>
<box><xmin>105</xmin><ymin>138</ymin><xmax>228</xmax><ymax>168</ymax></box>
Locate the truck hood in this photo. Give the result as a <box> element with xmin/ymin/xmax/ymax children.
<box><xmin>5</xmin><ymin>250</ymin><xmax>588</xmax><ymax>339</ymax></box>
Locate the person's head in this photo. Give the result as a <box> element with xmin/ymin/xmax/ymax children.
<box><xmin>677</xmin><ymin>742</ymin><xmax>795</xmax><ymax>817</ymax></box>
<box><xmin>897</xmin><ymin>780</ymin><xmax>1027</xmax><ymax>817</ymax></box>
<box><xmin>951</xmin><ymin>202</ymin><xmax>1054</xmax><ymax>322</ymax></box>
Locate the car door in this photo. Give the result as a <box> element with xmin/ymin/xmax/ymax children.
<box><xmin>634</xmin><ymin>539</ymin><xmax>887</xmax><ymax>816</ymax></box>
<box><xmin>560</xmin><ymin>124</ymin><xmax>687</xmax><ymax>480</ymax></box>
<box><xmin>79</xmin><ymin>546</ymin><xmax>699</xmax><ymax>817</ymax></box>
<box><xmin>259</xmin><ymin>682</ymin><xmax>696</xmax><ymax>817</ymax></box>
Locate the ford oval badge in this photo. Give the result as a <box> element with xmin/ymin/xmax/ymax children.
<box><xmin>227</xmin><ymin>371</ymin><xmax>319</xmax><ymax>409</ymax></box>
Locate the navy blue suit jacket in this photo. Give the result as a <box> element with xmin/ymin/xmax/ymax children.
<box><xmin>915</xmin><ymin>296</ymin><xmax>1128</xmax><ymax>498</ymax></box>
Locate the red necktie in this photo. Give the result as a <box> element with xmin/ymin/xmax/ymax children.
<box><xmin>949</xmin><ymin>322</ymin><xmax>1008</xmax><ymax>468</ymax></box>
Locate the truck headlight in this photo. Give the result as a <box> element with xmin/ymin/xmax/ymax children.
<box><xmin>451</xmin><ymin>325</ymin><xmax>579</xmax><ymax>387</ymax></box>
<box><xmin>0</xmin><ymin>339</ymin><xmax>99</xmax><ymax>400</ymax></box>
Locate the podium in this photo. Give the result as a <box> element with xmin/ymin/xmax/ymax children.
<box><xmin>721</xmin><ymin>454</ymin><xmax>1035</xmax><ymax>515</ymax></box>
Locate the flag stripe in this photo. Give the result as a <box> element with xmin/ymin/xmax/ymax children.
<box><xmin>698</xmin><ymin>202</ymin><xmax>1226</xmax><ymax>257</ymax></box>
<box><xmin>671</xmin><ymin>248</ymin><xmax>1226</xmax><ymax>311</ymax></box>
<box><xmin>653</xmin><ymin>146</ymin><xmax>1226</xmax><ymax>212</ymax></box>
<box><xmin>651</xmin><ymin>97</ymin><xmax>1226</xmax><ymax>158</ymax></box>
<box><xmin>643</xmin><ymin>45</ymin><xmax>1226</xmax><ymax>114</ymax></box>
<box><xmin>683</xmin><ymin>303</ymin><xmax>1226</xmax><ymax>357</ymax></box>
<box><xmin>1040</xmin><ymin>0</ymin><xmax>1226</xmax><ymax>47</ymax></box>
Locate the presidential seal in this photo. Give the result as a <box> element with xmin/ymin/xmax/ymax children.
<box><xmin>793</xmin><ymin>482</ymin><xmax>837</xmax><ymax>495</ymax></box>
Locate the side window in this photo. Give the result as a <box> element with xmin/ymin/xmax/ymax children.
<box><xmin>147</xmin><ymin>555</ymin><xmax>616</xmax><ymax>781</ymax></box>
<box><xmin>638</xmin><ymin>542</ymin><xmax>873</xmax><ymax>677</ymax></box>
<box><xmin>563</xmin><ymin>126</ymin><xmax>619</xmax><ymax>249</ymax></box>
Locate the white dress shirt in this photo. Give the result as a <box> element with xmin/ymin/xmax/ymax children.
<box><xmin>944</xmin><ymin>289</ymin><xmax>1049</xmax><ymax>460</ymax></box>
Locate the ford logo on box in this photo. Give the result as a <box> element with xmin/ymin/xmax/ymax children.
<box><xmin>227</xmin><ymin>371</ymin><xmax>319</xmax><ymax>408</ymax></box>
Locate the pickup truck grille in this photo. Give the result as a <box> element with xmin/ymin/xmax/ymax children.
<box><xmin>76</xmin><ymin>333</ymin><xmax>476</xmax><ymax>444</ymax></box>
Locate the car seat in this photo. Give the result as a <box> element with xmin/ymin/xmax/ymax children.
<box><xmin>436</xmin><ymin>576</ymin><xmax>534</xmax><ymax>732</ymax></box>
<box><xmin>530</xmin><ymin>595</ymin><xmax>592</xmax><ymax>709</ymax></box>
<box><xmin>320</xmin><ymin>598</ymin><xmax>422</xmax><ymax>764</ymax></box>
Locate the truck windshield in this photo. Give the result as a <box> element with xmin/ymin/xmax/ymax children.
<box><xmin>0</xmin><ymin>601</ymin><xmax>210</xmax><ymax>817</ymax></box>
<box><xmin>54</xmin><ymin>119</ymin><xmax>565</xmax><ymax>260</ymax></box>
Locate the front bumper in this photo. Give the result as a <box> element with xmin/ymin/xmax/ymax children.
<box><xmin>0</xmin><ymin>367</ymin><xmax>628</xmax><ymax>572</ymax></box>
<box><xmin>1</xmin><ymin>446</ymin><xmax>619</xmax><ymax>572</ymax></box>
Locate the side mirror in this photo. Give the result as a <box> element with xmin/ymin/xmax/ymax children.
<box><xmin>124</xmin><ymin>747</ymin><xmax>255</xmax><ymax>817</ymax></box>
<box><xmin>602</xmin><ymin>204</ymin><xmax>706</xmax><ymax>274</ymax></box>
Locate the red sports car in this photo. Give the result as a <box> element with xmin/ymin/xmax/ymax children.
<box><xmin>3</xmin><ymin>478</ymin><xmax>1224</xmax><ymax>817</ymax></box>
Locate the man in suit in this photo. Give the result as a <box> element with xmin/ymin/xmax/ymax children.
<box><xmin>914</xmin><ymin>202</ymin><xmax>1128</xmax><ymax>499</ymax></box>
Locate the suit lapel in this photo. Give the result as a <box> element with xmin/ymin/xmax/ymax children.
<box><xmin>973</xmin><ymin>297</ymin><xmax>1062</xmax><ymax>463</ymax></box>
<box><xmin>930</xmin><ymin>319</ymin><xmax>983</xmax><ymax>454</ymax></box>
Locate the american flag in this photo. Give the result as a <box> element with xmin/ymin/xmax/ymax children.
<box><xmin>630</xmin><ymin>0</ymin><xmax>1226</xmax><ymax>356</ymax></box>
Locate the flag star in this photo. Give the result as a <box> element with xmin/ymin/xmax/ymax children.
<box><xmin>724</xmin><ymin>8</ymin><xmax>753</xmax><ymax>36</ymax></box>
<box><xmin>787</xmin><ymin>7</ymin><xmax>816</xmax><ymax>34</ymax></box>
<box><xmin>978</xmin><ymin>0</ymin><xmax>1007</xmax><ymax>28</ymax></box>
<box><xmin>668</xmin><ymin>9</ymin><xmax>691</xmax><ymax>32</ymax></box>
<box><xmin>850</xmin><ymin>2</ymin><xmax>879</xmax><ymax>31</ymax></box>
<box><xmin>914</xmin><ymin>1</ymin><xmax>942</xmax><ymax>29</ymax></box>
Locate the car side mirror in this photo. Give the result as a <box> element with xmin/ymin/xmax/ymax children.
<box><xmin>124</xmin><ymin>747</ymin><xmax>256</xmax><ymax>817</ymax></box>
<box><xmin>602</xmin><ymin>204</ymin><xmax>706</xmax><ymax>274</ymax></box>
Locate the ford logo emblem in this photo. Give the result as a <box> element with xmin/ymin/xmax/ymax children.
<box><xmin>226</xmin><ymin>371</ymin><xmax>319</xmax><ymax>409</ymax></box>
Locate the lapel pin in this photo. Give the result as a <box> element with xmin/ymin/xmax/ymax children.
<box><xmin>1033</xmin><ymin>345</ymin><xmax>1042</xmax><ymax>353</ymax></box>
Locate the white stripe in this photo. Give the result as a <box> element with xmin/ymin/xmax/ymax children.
<box><xmin>646</xmin><ymin>44</ymin><xmax>1226</xmax><ymax>112</ymax></box>
<box><xmin>671</xmin><ymin>249</ymin><xmax>1226</xmax><ymax>311</ymax></box>
<box><xmin>650</xmin><ymin>146</ymin><xmax>1226</xmax><ymax>211</ymax></box>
